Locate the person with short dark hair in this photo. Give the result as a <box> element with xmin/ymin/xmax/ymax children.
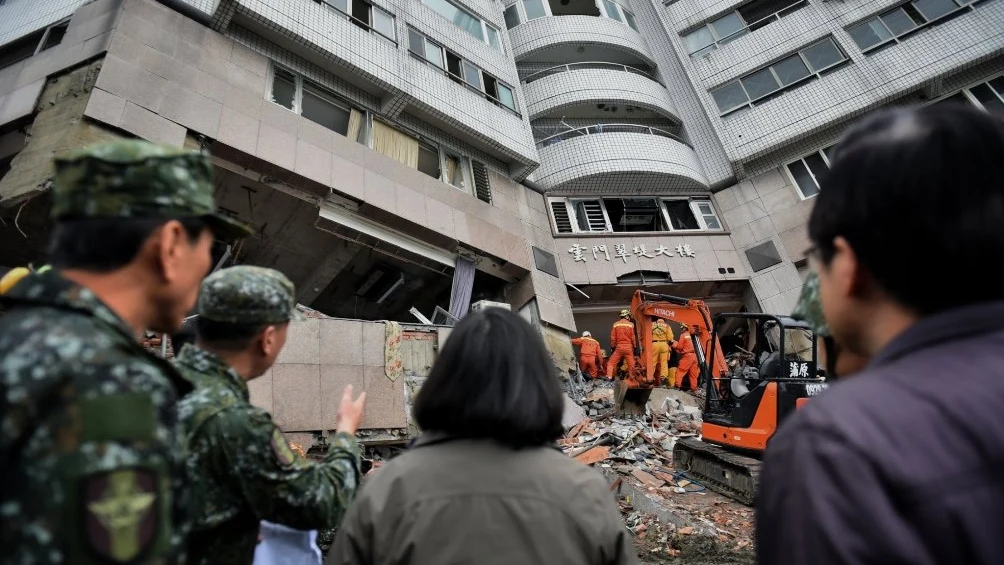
<box><xmin>177</xmin><ymin>266</ymin><xmax>366</xmax><ymax>565</ymax></box>
<box><xmin>326</xmin><ymin>308</ymin><xmax>638</xmax><ymax>565</ymax></box>
<box><xmin>757</xmin><ymin>105</ymin><xmax>1004</xmax><ymax>565</ymax></box>
<box><xmin>170</xmin><ymin>321</ymin><xmax>197</xmax><ymax>355</ymax></box>
<box><xmin>0</xmin><ymin>139</ymin><xmax>252</xmax><ymax>565</ymax></box>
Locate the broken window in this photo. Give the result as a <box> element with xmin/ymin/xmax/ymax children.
<box><xmin>446</xmin><ymin>51</ymin><xmax>463</xmax><ymax>84</ymax></box>
<box><xmin>270</xmin><ymin>68</ymin><xmax>297</xmax><ymax>110</ymax></box>
<box><xmin>0</xmin><ymin>30</ymin><xmax>44</xmax><ymax>70</ymax></box>
<box><xmin>319</xmin><ymin>0</ymin><xmax>396</xmax><ymax>40</ymax></box>
<box><xmin>418</xmin><ymin>142</ymin><xmax>441</xmax><ymax>179</ymax></box>
<box><xmin>572</xmin><ymin>200</ymin><xmax>609</xmax><ymax>232</ymax></box>
<box><xmin>302</xmin><ymin>80</ymin><xmax>351</xmax><ymax>135</ymax></box>
<box><xmin>663</xmin><ymin>199</ymin><xmax>701</xmax><ymax>230</ymax></box>
<box><xmin>268</xmin><ymin>64</ymin><xmax>365</xmax><ymax>141</ymax></box>
<box><xmin>40</xmin><ymin>20</ymin><xmax>68</xmax><ymax>52</ymax></box>
<box><xmin>549</xmin><ymin>197</ymin><xmax>724</xmax><ymax>234</ymax></box>
<box><xmin>443</xmin><ymin>152</ymin><xmax>466</xmax><ymax>190</ymax></box>
<box><xmin>604</xmin><ymin>198</ymin><xmax>666</xmax><ymax>232</ymax></box>
<box><xmin>785</xmin><ymin>145</ymin><xmax>835</xmax><ymax>199</ymax></box>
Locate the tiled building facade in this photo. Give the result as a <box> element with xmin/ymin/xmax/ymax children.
<box><xmin>0</xmin><ymin>0</ymin><xmax>1002</xmax><ymax>355</ymax></box>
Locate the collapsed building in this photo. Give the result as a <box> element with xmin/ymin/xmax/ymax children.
<box><xmin>2</xmin><ymin>0</ymin><xmax>1000</xmax><ymax>445</ymax></box>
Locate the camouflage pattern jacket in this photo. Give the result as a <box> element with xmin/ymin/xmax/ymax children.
<box><xmin>0</xmin><ymin>272</ymin><xmax>193</xmax><ymax>565</ymax></box>
<box><xmin>175</xmin><ymin>345</ymin><xmax>361</xmax><ymax>565</ymax></box>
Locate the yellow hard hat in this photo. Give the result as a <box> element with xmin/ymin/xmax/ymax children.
<box><xmin>0</xmin><ymin>267</ymin><xmax>31</xmax><ymax>295</ymax></box>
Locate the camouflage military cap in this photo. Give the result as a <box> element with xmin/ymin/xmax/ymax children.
<box><xmin>52</xmin><ymin>139</ymin><xmax>252</xmax><ymax>238</ymax></box>
<box><xmin>198</xmin><ymin>266</ymin><xmax>305</xmax><ymax>325</ymax></box>
<box><xmin>791</xmin><ymin>270</ymin><xmax>829</xmax><ymax>337</ymax></box>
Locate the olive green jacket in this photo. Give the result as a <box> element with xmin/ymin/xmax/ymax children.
<box><xmin>327</xmin><ymin>433</ymin><xmax>639</xmax><ymax>565</ymax></box>
<box><xmin>176</xmin><ymin>345</ymin><xmax>361</xmax><ymax>565</ymax></box>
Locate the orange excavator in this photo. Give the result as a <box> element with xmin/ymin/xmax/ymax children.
<box><xmin>612</xmin><ymin>290</ymin><xmax>727</xmax><ymax>414</ymax></box>
<box><xmin>672</xmin><ymin>312</ymin><xmax>824</xmax><ymax>505</ymax></box>
<box><xmin>611</xmin><ymin>290</ymin><xmax>825</xmax><ymax>505</ymax></box>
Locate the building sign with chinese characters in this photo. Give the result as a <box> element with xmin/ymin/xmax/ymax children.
<box><xmin>567</xmin><ymin>243</ymin><xmax>696</xmax><ymax>263</ymax></box>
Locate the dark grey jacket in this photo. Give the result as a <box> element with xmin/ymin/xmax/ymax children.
<box><xmin>757</xmin><ymin>301</ymin><xmax>1004</xmax><ymax>565</ymax></box>
<box><xmin>326</xmin><ymin>434</ymin><xmax>639</xmax><ymax>565</ymax></box>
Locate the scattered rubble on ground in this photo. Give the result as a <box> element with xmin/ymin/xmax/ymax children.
<box><xmin>560</xmin><ymin>380</ymin><xmax>754</xmax><ymax>564</ymax></box>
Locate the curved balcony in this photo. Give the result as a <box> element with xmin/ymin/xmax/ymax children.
<box><xmin>510</xmin><ymin>15</ymin><xmax>655</xmax><ymax>66</ymax></box>
<box><xmin>523</xmin><ymin>63</ymin><xmax>679</xmax><ymax>121</ymax></box>
<box><xmin>534</xmin><ymin>125</ymin><xmax>709</xmax><ymax>192</ymax></box>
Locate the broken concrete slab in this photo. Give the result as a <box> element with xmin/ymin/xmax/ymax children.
<box><xmin>562</xmin><ymin>393</ymin><xmax>586</xmax><ymax>429</ymax></box>
<box><xmin>647</xmin><ymin>388</ymin><xmax>700</xmax><ymax>414</ymax></box>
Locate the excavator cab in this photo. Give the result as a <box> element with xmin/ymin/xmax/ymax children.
<box><xmin>673</xmin><ymin>313</ymin><xmax>825</xmax><ymax>505</ymax></box>
<box><xmin>703</xmin><ymin>313</ymin><xmax>822</xmax><ymax>427</ymax></box>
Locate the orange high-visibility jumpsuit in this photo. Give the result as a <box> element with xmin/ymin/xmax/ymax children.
<box><xmin>651</xmin><ymin>321</ymin><xmax>674</xmax><ymax>387</ymax></box>
<box><xmin>570</xmin><ymin>336</ymin><xmax>603</xmax><ymax>379</ymax></box>
<box><xmin>606</xmin><ymin>319</ymin><xmax>637</xmax><ymax>378</ymax></box>
<box><xmin>674</xmin><ymin>330</ymin><xmax>699</xmax><ymax>391</ymax></box>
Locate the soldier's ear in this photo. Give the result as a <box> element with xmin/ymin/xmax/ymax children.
<box><xmin>151</xmin><ymin>220</ymin><xmax>187</xmax><ymax>283</ymax></box>
<box><xmin>259</xmin><ymin>324</ymin><xmax>279</xmax><ymax>356</ymax></box>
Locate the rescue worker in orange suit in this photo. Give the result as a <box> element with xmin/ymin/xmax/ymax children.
<box><xmin>674</xmin><ymin>324</ymin><xmax>699</xmax><ymax>391</ymax></box>
<box><xmin>651</xmin><ymin>318</ymin><xmax>674</xmax><ymax>387</ymax></box>
<box><xmin>570</xmin><ymin>331</ymin><xmax>603</xmax><ymax>379</ymax></box>
<box><xmin>606</xmin><ymin>309</ymin><xmax>637</xmax><ymax>379</ymax></box>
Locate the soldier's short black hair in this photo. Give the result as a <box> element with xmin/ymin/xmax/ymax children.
<box><xmin>412</xmin><ymin>308</ymin><xmax>564</xmax><ymax>448</ymax></box>
<box><xmin>809</xmin><ymin>104</ymin><xmax>1004</xmax><ymax>314</ymax></box>
<box><xmin>48</xmin><ymin>217</ymin><xmax>208</xmax><ymax>272</ymax></box>
<box><xmin>171</xmin><ymin>322</ymin><xmax>197</xmax><ymax>352</ymax></box>
<box><xmin>194</xmin><ymin>317</ymin><xmax>268</xmax><ymax>352</ymax></box>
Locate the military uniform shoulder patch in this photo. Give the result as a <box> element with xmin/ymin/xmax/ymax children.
<box><xmin>270</xmin><ymin>427</ymin><xmax>298</xmax><ymax>467</ymax></box>
<box><xmin>82</xmin><ymin>468</ymin><xmax>162</xmax><ymax>563</ymax></box>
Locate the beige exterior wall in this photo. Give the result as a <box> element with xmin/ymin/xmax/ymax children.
<box><xmin>712</xmin><ymin>167</ymin><xmax>812</xmax><ymax>314</ymax></box>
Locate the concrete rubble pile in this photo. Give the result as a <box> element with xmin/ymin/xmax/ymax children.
<box><xmin>559</xmin><ymin>390</ymin><xmax>703</xmax><ymax>486</ymax></box>
<box><xmin>560</xmin><ymin>387</ymin><xmax>755</xmax><ymax>563</ymax></box>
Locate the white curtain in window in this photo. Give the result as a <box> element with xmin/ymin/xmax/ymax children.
<box><xmin>347</xmin><ymin>109</ymin><xmax>364</xmax><ymax>143</ymax></box>
<box><xmin>372</xmin><ymin>120</ymin><xmax>420</xmax><ymax>169</ymax></box>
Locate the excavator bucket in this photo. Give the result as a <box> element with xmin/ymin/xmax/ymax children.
<box><xmin>614</xmin><ymin>379</ymin><xmax>652</xmax><ymax>415</ymax></box>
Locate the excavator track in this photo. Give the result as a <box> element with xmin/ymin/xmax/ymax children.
<box><xmin>672</xmin><ymin>437</ymin><xmax>761</xmax><ymax>506</ymax></box>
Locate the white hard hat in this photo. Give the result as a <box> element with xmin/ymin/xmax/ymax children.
<box><xmin>582</xmin><ymin>331</ymin><xmax>591</xmax><ymax>337</ymax></box>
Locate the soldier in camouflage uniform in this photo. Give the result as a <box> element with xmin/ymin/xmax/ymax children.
<box><xmin>176</xmin><ymin>266</ymin><xmax>366</xmax><ymax>565</ymax></box>
<box><xmin>791</xmin><ymin>270</ymin><xmax>869</xmax><ymax>379</ymax></box>
<box><xmin>0</xmin><ymin>140</ymin><xmax>251</xmax><ymax>565</ymax></box>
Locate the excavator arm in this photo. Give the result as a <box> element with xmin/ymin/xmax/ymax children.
<box><xmin>614</xmin><ymin>290</ymin><xmax>729</xmax><ymax>414</ymax></box>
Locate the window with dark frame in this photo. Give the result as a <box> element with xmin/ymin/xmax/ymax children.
<box><xmin>407</xmin><ymin>28</ymin><xmax>519</xmax><ymax>114</ymax></box>
<box><xmin>683</xmin><ymin>0</ymin><xmax>807</xmax><ymax>56</ymax></box>
<box><xmin>710</xmin><ymin>36</ymin><xmax>848</xmax><ymax>114</ymax></box>
<box><xmin>549</xmin><ymin>197</ymin><xmax>724</xmax><ymax>234</ymax></box>
<box><xmin>316</xmin><ymin>0</ymin><xmax>397</xmax><ymax>41</ymax></box>
<box><xmin>421</xmin><ymin>0</ymin><xmax>502</xmax><ymax>50</ymax></box>
<box><xmin>0</xmin><ymin>19</ymin><xmax>69</xmax><ymax>71</ymax></box>
<box><xmin>847</xmin><ymin>0</ymin><xmax>985</xmax><ymax>53</ymax></box>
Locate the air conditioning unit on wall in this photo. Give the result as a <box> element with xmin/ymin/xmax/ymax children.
<box><xmin>470</xmin><ymin>300</ymin><xmax>511</xmax><ymax>312</ymax></box>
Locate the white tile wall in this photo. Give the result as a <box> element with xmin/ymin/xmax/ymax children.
<box><xmin>509</xmin><ymin>15</ymin><xmax>655</xmax><ymax>64</ymax></box>
<box><xmin>534</xmin><ymin>131</ymin><xmax>709</xmax><ymax>191</ymax></box>
<box><xmin>523</xmin><ymin>67</ymin><xmax>680</xmax><ymax>120</ymax></box>
<box><xmin>0</xmin><ymin>0</ymin><xmax>87</xmax><ymax>46</ymax></box>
